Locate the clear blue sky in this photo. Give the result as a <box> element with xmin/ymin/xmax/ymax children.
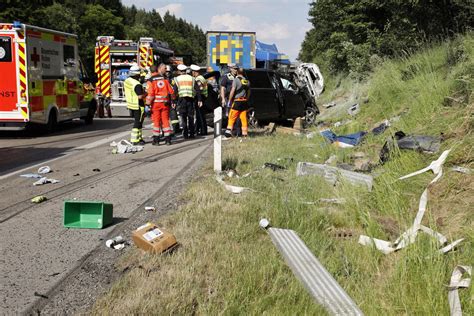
<box><xmin>121</xmin><ymin>0</ymin><xmax>313</xmax><ymax>61</ymax></box>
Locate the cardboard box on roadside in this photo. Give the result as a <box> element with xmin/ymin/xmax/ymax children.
<box><xmin>132</xmin><ymin>223</ymin><xmax>177</xmax><ymax>254</ymax></box>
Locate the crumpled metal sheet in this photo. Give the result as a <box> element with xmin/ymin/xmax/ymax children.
<box><xmin>359</xmin><ymin>150</ymin><xmax>463</xmax><ymax>254</ymax></box>
<box><xmin>296</xmin><ymin>162</ymin><xmax>373</xmax><ymax>191</ymax></box>
<box><xmin>266</xmin><ymin>226</ymin><xmax>364</xmax><ymax>315</ymax></box>
<box><xmin>448</xmin><ymin>265</ymin><xmax>471</xmax><ymax>316</ymax></box>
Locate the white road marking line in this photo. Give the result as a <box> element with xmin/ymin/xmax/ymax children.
<box><xmin>0</xmin><ymin>130</ymin><xmax>131</xmax><ymax>180</ymax></box>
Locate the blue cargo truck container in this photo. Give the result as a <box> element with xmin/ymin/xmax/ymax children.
<box><xmin>206</xmin><ymin>31</ymin><xmax>256</xmax><ymax>70</ymax></box>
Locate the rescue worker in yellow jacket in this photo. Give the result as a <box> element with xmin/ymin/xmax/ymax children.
<box><xmin>124</xmin><ymin>65</ymin><xmax>146</xmax><ymax>145</ymax></box>
<box><xmin>191</xmin><ymin>64</ymin><xmax>208</xmax><ymax>136</ymax></box>
<box><xmin>224</xmin><ymin>68</ymin><xmax>251</xmax><ymax>138</ymax></box>
<box><xmin>172</xmin><ymin>64</ymin><xmax>200</xmax><ymax>139</ymax></box>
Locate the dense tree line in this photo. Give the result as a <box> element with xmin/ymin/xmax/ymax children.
<box><xmin>299</xmin><ymin>0</ymin><xmax>473</xmax><ymax>77</ymax></box>
<box><xmin>0</xmin><ymin>0</ymin><xmax>206</xmax><ymax>74</ymax></box>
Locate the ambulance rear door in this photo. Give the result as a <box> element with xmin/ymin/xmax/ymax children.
<box><xmin>0</xmin><ymin>28</ymin><xmax>27</xmax><ymax>123</ymax></box>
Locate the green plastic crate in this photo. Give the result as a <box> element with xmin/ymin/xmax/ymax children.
<box><xmin>63</xmin><ymin>201</ymin><xmax>113</xmax><ymax>229</ymax></box>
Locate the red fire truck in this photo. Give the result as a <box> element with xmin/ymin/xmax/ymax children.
<box><xmin>94</xmin><ymin>36</ymin><xmax>174</xmax><ymax>117</ymax></box>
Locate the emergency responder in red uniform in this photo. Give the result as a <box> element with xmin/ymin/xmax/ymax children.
<box><xmin>146</xmin><ymin>63</ymin><xmax>175</xmax><ymax>145</ymax></box>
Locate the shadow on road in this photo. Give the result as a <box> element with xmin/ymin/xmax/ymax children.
<box><xmin>0</xmin><ymin>146</ymin><xmax>75</xmax><ymax>175</ymax></box>
<box><xmin>0</xmin><ymin>118</ymin><xmax>132</xmax><ymax>140</ymax></box>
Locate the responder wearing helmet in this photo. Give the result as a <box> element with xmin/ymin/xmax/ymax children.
<box><xmin>224</xmin><ymin>67</ymin><xmax>251</xmax><ymax>138</ymax></box>
<box><xmin>172</xmin><ymin>64</ymin><xmax>199</xmax><ymax>139</ymax></box>
<box><xmin>124</xmin><ymin>64</ymin><xmax>146</xmax><ymax>145</ymax></box>
<box><xmin>146</xmin><ymin>64</ymin><xmax>175</xmax><ymax>145</ymax></box>
<box><xmin>191</xmin><ymin>64</ymin><xmax>208</xmax><ymax>136</ymax></box>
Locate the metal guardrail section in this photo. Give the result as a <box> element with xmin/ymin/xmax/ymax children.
<box><xmin>268</xmin><ymin>227</ymin><xmax>364</xmax><ymax>315</ymax></box>
<box><xmin>296</xmin><ymin>162</ymin><xmax>373</xmax><ymax>191</ymax></box>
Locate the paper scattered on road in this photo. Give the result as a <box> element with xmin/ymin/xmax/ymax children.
<box><xmin>20</xmin><ymin>173</ymin><xmax>43</xmax><ymax>178</ymax></box>
<box><xmin>33</xmin><ymin>177</ymin><xmax>60</xmax><ymax>186</ymax></box>
<box><xmin>448</xmin><ymin>265</ymin><xmax>471</xmax><ymax>316</ymax></box>
<box><xmin>106</xmin><ymin>236</ymin><xmax>127</xmax><ymax>250</ymax></box>
<box><xmin>111</xmin><ymin>140</ymin><xmax>144</xmax><ymax>154</ymax></box>
<box><xmin>38</xmin><ymin>166</ymin><xmax>52</xmax><ymax>174</ymax></box>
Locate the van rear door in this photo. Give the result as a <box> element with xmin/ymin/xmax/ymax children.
<box><xmin>0</xmin><ymin>34</ymin><xmax>19</xmax><ymax>114</ymax></box>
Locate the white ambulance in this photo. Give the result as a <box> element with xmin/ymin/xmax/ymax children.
<box><xmin>0</xmin><ymin>22</ymin><xmax>96</xmax><ymax>131</ymax></box>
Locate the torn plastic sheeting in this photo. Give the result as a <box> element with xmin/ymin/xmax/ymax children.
<box><xmin>33</xmin><ymin>177</ymin><xmax>60</xmax><ymax>186</ymax></box>
<box><xmin>451</xmin><ymin>166</ymin><xmax>472</xmax><ymax>175</ymax></box>
<box><xmin>296</xmin><ymin>162</ymin><xmax>373</xmax><ymax>191</ymax></box>
<box><xmin>320</xmin><ymin>129</ymin><xmax>367</xmax><ymax>147</ymax></box>
<box><xmin>380</xmin><ymin>131</ymin><xmax>442</xmax><ymax>163</ymax></box>
<box><xmin>38</xmin><ymin>166</ymin><xmax>52</xmax><ymax>174</ymax></box>
<box><xmin>399</xmin><ymin>149</ymin><xmax>450</xmax><ymax>183</ymax></box>
<box><xmin>448</xmin><ymin>265</ymin><xmax>471</xmax><ymax>316</ymax></box>
<box><xmin>20</xmin><ymin>173</ymin><xmax>43</xmax><ymax>179</ymax></box>
<box><xmin>262</xmin><ymin>222</ymin><xmax>364</xmax><ymax>315</ymax></box>
<box><xmin>216</xmin><ymin>176</ymin><xmax>250</xmax><ymax>194</ymax></box>
<box><xmin>111</xmin><ymin>140</ymin><xmax>144</xmax><ymax>154</ymax></box>
<box><xmin>440</xmin><ymin>239</ymin><xmax>465</xmax><ymax>254</ymax></box>
<box><xmin>106</xmin><ymin>236</ymin><xmax>127</xmax><ymax>250</ymax></box>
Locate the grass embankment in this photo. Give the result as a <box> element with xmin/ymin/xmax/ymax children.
<box><xmin>93</xmin><ymin>34</ymin><xmax>473</xmax><ymax>315</ymax></box>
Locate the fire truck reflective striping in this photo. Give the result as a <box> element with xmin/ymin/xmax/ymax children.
<box><xmin>94</xmin><ymin>47</ymin><xmax>100</xmax><ymax>74</ymax></box>
<box><xmin>147</xmin><ymin>47</ymin><xmax>153</xmax><ymax>67</ymax></box>
<box><xmin>96</xmin><ymin>45</ymin><xmax>111</xmax><ymax>97</ymax></box>
<box><xmin>139</xmin><ymin>46</ymin><xmax>148</xmax><ymax>68</ymax></box>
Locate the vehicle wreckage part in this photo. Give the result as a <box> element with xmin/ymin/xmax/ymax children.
<box><xmin>359</xmin><ymin>150</ymin><xmax>462</xmax><ymax>255</ymax></box>
<box><xmin>448</xmin><ymin>265</ymin><xmax>471</xmax><ymax>316</ymax></box>
<box><xmin>296</xmin><ymin>162</ymin><xmax>373</xmax><ymax>191</ymax></box>
<box><xmin>262</xmin><ymin>221</ymin><xmax>364</xmax><ymax>315</ymax></box>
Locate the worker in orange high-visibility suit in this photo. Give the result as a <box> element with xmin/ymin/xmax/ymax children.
<box><xmin>225</xmin><ymin>67</ymin><xmax>251</xmax><ymax>138</ymax></box>
<box><xmin>146</xmin><ymin>63</ymin><xmax>175</xmax><ymax>145</ymax></box>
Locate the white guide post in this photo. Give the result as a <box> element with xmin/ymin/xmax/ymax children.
<box><xmin>213</xmin><ymin>107</ymin><xmax>222</xmax><ymax>173</ymax></box>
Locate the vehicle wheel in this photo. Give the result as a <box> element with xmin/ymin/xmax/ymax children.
<box><xmin>85</xmin><ymin>99</ymin><xmax>97</xmax><ymax>125</ymax></box>
<box><xmin>247</xmin><ymin>109</ymin><xmax>259</xmax><ymax>129</ymax></box>
<box><xmin>304</xmin><ymin>106</ymin><xmax>318</xmax><ymax>127</ymax></box>
<box><xmin>46</xmin><ymin>109</ymin><xmax>58</xmax><ymax>132</ymax></box>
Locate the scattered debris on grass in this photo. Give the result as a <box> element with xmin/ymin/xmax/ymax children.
<box><xmin>132</xmin><ymin>223</ymin><xmax>178</xmax><ymax>254</ymax></box>
<box><xmin>359</xmin><ymin>150</ymin><xmax>462</xmax><ymax>254</ymax></box>
<box><xmin>106</xmin><ymin>236</ymin><xmax>127</xmax><ymax>250</ymax></box>
<box><xmin>263</xmin><ymin>162</ymin><xmax>286</xmax><ymax>171</ymax></box>
<box><xmin>380</xmin><ymin>131</ymin><xmax>441</xmax><ymax>163</ymax></box>
<box><xmin>447</xmin><ymin>265</ymin><xmax>471</xmax><ymax>316</ymax></box>
<box><xmin>216</xmin><ymin>175</ymin><xmax>251</xmax><ymax>194</ymax></box>
<box><xmin>260</xmin><ymin>219</ymin><xmax>364</xmax><ymax>315</ymax></box>
<box><xmin>451</xmin><ymin>166</ymin><xmax>472</xmax><ymax>175</ymax></box>
<box><xmin>297</xmin><ymin>162</ymin><xmax>373</xmax><ymax>190</ymax></box>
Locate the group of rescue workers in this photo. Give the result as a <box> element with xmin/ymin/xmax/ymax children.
<box><xmin>123</xmin><ymin>62</ymin><xmax>250</xmax><ymax>146</ymax></box>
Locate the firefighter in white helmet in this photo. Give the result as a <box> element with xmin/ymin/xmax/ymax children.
<box><xmin>124</xmin><ymin>65</ymin><xmax>146</xmax><ymax>145</ymax></box>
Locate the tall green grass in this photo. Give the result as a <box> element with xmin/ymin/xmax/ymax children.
<box><xmin>93</xmin><ymin>34</ymin><xmax>473</xmax><ymax>315</ymax></box>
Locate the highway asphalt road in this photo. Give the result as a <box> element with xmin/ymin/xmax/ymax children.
<box><xmin>0</xmin><ymin>117</ymin><xmax>212</xmax><ymax>314</ymax></box>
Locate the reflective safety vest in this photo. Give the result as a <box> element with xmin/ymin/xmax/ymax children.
<box><xmin>146</xmin><ymin>76</ymin><xmax>174</xmax><ymax>105</ymax></box>
<box><xmin>174</xmin><ymin>74</ymin><xmax>195</xmax><ymax>98</ymax></box>
<box><xmin>196</xmin><ymin>75</ymin><xmax>208</xmax><ymax>98</ymax></box>
<box><xmin>124</xmin><ymin>77</ymin><xmax>141</xmax><ymax>110</ymax></box>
